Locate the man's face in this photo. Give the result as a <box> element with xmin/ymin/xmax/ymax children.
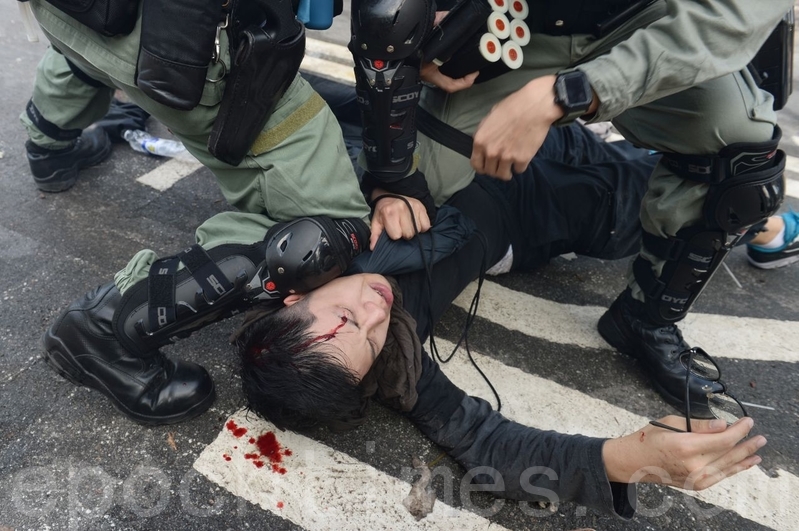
<box><xmin>284</xmin><ymin>273</ymin><xmax>394</xmax><ymax>379</ymax></box>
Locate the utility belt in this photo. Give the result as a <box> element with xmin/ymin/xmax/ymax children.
<box><xmin>31</xmin><ymin>0</ymin><xmax>342</xmax><ymax>166</ymax></box>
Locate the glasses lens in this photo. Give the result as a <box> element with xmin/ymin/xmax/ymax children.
<box><xmin>708</xmin><ymin>392</ymin><xmax>745</xmax><ymax>424</ymax></box>
<box><xmin>687</xmin><ymin>349</ymin><xmax>720</xmax><ymax>380</ymax></box>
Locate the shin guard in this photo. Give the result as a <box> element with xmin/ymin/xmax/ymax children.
<box><xmin>638</xmin><ymin>129</ymin><xmax>786</xmax><ymax>325</ymax></box>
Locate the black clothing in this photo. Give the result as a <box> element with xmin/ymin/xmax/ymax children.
<box><xmin>394</xmin><ymin>126</ymin><xmax>654</xmax><ymax>517</ymax></box>
<box><xmin>308</xmin><ymin>72</ymin><xmax>654</xmax><ymax>517</ymax></box>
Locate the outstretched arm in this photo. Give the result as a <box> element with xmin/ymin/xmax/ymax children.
<box><xmin>408</xmin><ymin>352</ymin><xmax>765</xmax><ymax>517</ymax></box>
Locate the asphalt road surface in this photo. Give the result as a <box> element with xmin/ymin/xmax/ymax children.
<box><xmin>1</xmin><ymin>3</ymin><xmax>798</xmax><ymax>531</ymax></box>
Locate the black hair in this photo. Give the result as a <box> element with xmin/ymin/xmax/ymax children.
<box><xmin>236</xmin><ymin>300</ymin><xmax>369</xmax><ymax>432</ymax></box>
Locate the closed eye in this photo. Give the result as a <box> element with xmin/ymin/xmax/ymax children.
<box><xmin>344</xmin><ymin>307</ymin><xmax>376</xmax><ymax>360</ymax></box>
<box><xmin>343</xmin><ymin>308</ymin><xmax>360</xmax><ymax>329</ymax></box>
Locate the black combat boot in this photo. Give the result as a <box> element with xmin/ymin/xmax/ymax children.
<box><xmin>26</xmin><ymin>128</ymin><xmax>111</xmax><ymax>192</ymax></box>
<box><xmin>597</xmin><ymin>289</ymin><xmax>722</xmax><ymax>418</ymax></box>
<box><xmin>42</xmin><ymin>283</ymin><xmax>216</xmax><ymax>425</ymax></box>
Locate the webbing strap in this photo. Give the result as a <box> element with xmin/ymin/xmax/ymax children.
<box><xmin>177</xmin><ymin>244</ymin><xmax>233</xmax><ymax>302</ymax></box>
<box><xmin>146</xmin><ymin>245</ymin><xmax>234</xmax><ymax>333</ymax></box>
<box><xmin>147</xmin><ymin>257</ymin><xmax>180</xmax><ymax>332</ymax></box>
<box><xmin>26</xmin><ymin>100</ymin><xmax>82</xmax><ymax>142</ymax></box>
<box><xmin>641</xmin><ymin>231</ymin><xmax>683</xmax><ymax>261</ymax></box>
<box><xmin>417</xmin><ymin>106</ymin><xmax>473</xmax><ymax>159</ymax></box>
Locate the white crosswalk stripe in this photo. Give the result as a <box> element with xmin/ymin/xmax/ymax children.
<box><xmin>452</xmin><ymin>280</ymin><xmax>799</xmax><ymax>363</ymax></box>
<box><xmin>135</xmin><ymin>157</ymin><xmax>202</xmax><ymax>191</ymax></box>
<box><xmin>194</xmin><ymin>410</ymin><xmax>512</xmax><ymax>531</ymax></box>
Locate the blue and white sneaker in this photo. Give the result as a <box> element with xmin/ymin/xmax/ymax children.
<box><xmin>747</xmin><ymin>210</ymin><xmax>799</xmax><ymax>269</ymax></box>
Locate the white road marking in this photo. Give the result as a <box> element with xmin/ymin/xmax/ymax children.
<box><xmin>302</xmin><ymin>38</ymin><xmax>355</xmax><ymax>84</ymax></box>
<box><xmin>301</xmin><ymin>55</ymin><xmax>355</xmax><ymax>84</ymax></box>
<box><xmin>135</xmin><ymin>157</ymin><xmax>202</xmax><ymax>191</ymax></box>
<box><xmin>783</xmin><ymin>154</ymin><xmax>799</xmax><ymax>199</ymax></box>
<box><xmin>437</xmin><ymin>338</ymin><xmax>798</xmax><ymax>531</ymax></box>
<box><xmin>305</xmin><ymin>37</ymin><xmax>355</xmax><ymax>66</ymax></box>
<box><xmin>194</xmin><ymin>411</ymin><xmax>511</xmax><ymax>531</ymax></box>
<box><xmin>787</xmin><ymin>176</ymin><xmax>799</xmax><ymax>199</ymax></box>
<box><xmin>452</xmin><ymin>281</ymin><xmax>799</xmax><ymax>363</ymax></box>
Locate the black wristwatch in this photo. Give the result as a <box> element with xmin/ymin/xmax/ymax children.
<box><xmin>553</xmin><ymin>70</ymin><xmax>594</xmax><ymax>126</ymax></box>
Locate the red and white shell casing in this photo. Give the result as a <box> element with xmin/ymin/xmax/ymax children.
<box><xmin>487</xmin><ymin>0</ymin><xmax>509</xmax><ymax>14</ymax></box>
<box><xmin>487</xmin><ymin>11</ymin><xmax>511</xmax><ymax>39</ymax></box>
<box><xmin>509</xmin><ymin>19</ymin><xmax>530</xmax><ymax>46</ymax></box>
<box><xmin>501</xmin><ymin>40</ymin><xmax>523</xmax><ymax>69</ymax></box>
<box><xmin>508</xmin><ymin>0</ymin><xmax>529</xmax><ymax>20</ymax></box>
<box><xmin>479</xmin><ymin>33</ymin><xmax>502</xmax><ymax>63</ymax></box>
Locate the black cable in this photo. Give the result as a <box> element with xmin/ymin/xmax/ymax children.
<box><xmin>372</xmin><ymin>194</ymin><xmax>502</xmax><ymax>411</ymax></box>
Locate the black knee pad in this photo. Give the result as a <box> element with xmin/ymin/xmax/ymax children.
<box><xmin>637</xmin><ymin>129</ymin><xmax>786</xmax><ymax>325</ymax></box>
<box><xmin>113</xmin><ymin>216</ymin><xmax>369</xmax><ymax>352</ymax></box>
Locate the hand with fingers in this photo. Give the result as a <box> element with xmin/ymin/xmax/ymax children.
<box><xmin>421</xmin><ymin>62</ymin><xmax>479</xmax><ymax>93</ymax></box>
<box><xmin>603</xmin><ymin>416</ymin><xmax>766</xmax><ymax>490</ymax></box>
<box><xmin>369</xmin><ymin>191</ymin><xmax>432</xmax><ymax>250</ymax></box>
<box><xmin>470</xmin><ymin>74</ymin><xmax>566</xmax><ymax>181</ymax></box>
<box><xmin>420</xmin><ymin>11</ymin><xmax>480</xmax><ymax>94</ymax></box>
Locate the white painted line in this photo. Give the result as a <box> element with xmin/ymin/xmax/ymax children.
<box><xmin>452</xmin><ymin>280</ymin><xmax>799</xmax><ymax>363</ymax></box>
<box><xmin>783</xmin><ymin>153</ymin><xmax>799</xmax><ymax>175</ymax></box>
<box><xmin>194</xmin><ymin>411</ymin><xmax>511</xmax><ymax>531</ymax></box>
<box><xmin>437</xmin><ymin>338</ymin><xmax>798</xmax><ymax>531</ymax></box>
<box><xmin>302</xmin><ymin>38</ymin><xmax>355</xmax><ymax>84</ymax></box>
<box><xmin>301</xmin><ymin>55</ymin><xmax>355</xmax><ymax>85</ymax></box>
<box><xmin>135</xmin><ymin>157</ymin><xmax>202</xmax><ymax>191</ymax></box>
<box><xmin>783</xmin><ymin>154</ymin><xmax>799</xmax><ymax>199</ymax></box>
<box><xmin>305</xmin><ymin>38</ymin><xmax>354</xmax><ymax>65</ymax></box>
<box><xmin>786</xmin><ymin>175</ymin><xmax>799</xmax><ymax>200</ymax></box>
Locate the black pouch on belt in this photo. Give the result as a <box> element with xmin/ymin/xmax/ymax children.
<box><xmin>35</xmin><ymin>0</ymin><xmax>139</xmax><ymax>36</ymax></box>
<box><xmin>207</xmin><ymin>0</ymin><xmax>306</xmax><ymax>166</ymax></box>
<box><xmin>749</xmin><ymin>10</ymin><xmax>794</xmax><ymax>111</ymax></box>
<box><xmin>136</xmin><ymin>0</ymin><xmax>223</xmax><ymax>110</ymax></box>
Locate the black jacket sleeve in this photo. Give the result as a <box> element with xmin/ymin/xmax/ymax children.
<box><xmin>406</xmin><ymin>351</ymin><xmax>637</xmax><ymax>519</ymax></box>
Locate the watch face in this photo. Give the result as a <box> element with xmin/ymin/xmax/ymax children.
<box><xmin>565</xmin><ymin>77</ymin><xmax>590</xmax><ymax>104</ymax></box>
<box><xmin>554</xmin><ymin>71</ymin><xmax>592</xmax><ymax>125</ymax></box>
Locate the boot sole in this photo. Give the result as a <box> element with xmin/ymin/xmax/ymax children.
<box><xmin>747</xmin><ymin>253</ymin><xmax>799</xmax><ymax>270</ymax></box>
<box><xmin>597</xmin><ymin>308</ymin><xmax>714</xmax><ymax>419</ymax></box>
<box><xmin>42</xmin><ymin>327</ymin><xmax>216</xmax><ymax>426</ymax></box>
<box><xmin>33</xmin><ymin>137</ymin><xmax>113</xmax><ymax>193</ymax></box>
